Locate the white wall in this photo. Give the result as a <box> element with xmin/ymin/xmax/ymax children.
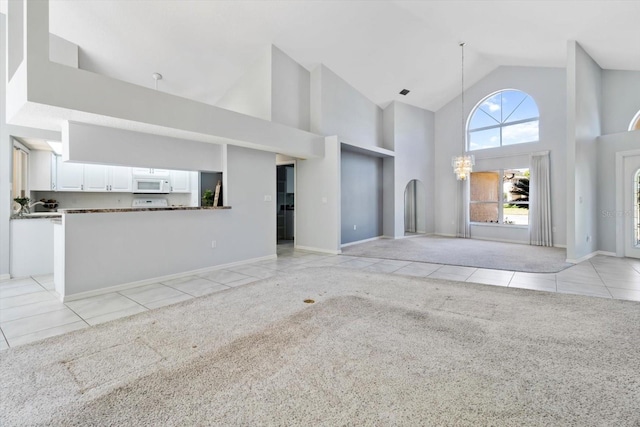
<box><xmin>49</xmin><ymin>33</ymin><xmax>77</xmax><ymax>68</ymax></box>
<box><xmin>601</xmin><ymin>70</ymin><xmax>640</xmax><ymax>135</ymax></box>
<box><xmin>59</xmin><ymin>145</ymin><xmax>276</xmax><ymax>298</ymax></box>
<box><xmin>64</xmin><ymin>121</ymin><xmax>224</xmax><ymax>171</ymax></box>
<box><xmin>310</xmin><ymin>65</ymin><xmax>384</xmax><ymax>148</ymax></box>
<box><xmin>597</xmin><ymin>130</ymin><xmax>640</xmax><ymax>253</ymax></box>
<box><xmin>271</xmin><ymin>46</ymin><xmax>310</xmax><ymax>131</ymax></box>
<box><xmin>391</xmin><ymin>102</ymin><xmax>435</xmax><ymax>237</ymax></box>
<box><xmin>0</xmin><ymin>15</ymin><xmax>62</xmax><ymax>279</ymax></box>
<box><xmin>216</xmin><ymin>49</ymin><xmax>272</xmax><ymax>121</ymax></box>
<box><xmin>435</xmin><ymin>66</ymin><xmax>567</xmax><ymax>246</ymax></box>
<box><xmin>296</xmin><ymin>136</ymin><xmax>341</xmax><ymax>253</ymax></box>
<box><xmin>568</xmin><ymin>42</ymin><xmax>601</xmax><ymax>260</ymax></box>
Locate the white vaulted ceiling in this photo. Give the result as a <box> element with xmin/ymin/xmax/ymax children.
<box><xmin>3</xmin><ymin>0</ymin><xmax>639</xmax><ymax>112</ymax></box>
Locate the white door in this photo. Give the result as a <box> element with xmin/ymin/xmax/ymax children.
<box><xmin>624</xmin><ymin>155</ymin><xmax>640</xmax><ymax>258</ymax></box>
<box><xmin>56</xmin><ymin>158</ymin><xmax>84</xmax><ymax>191</ymax></box>
<box><xmin>83</xmin><ymin>164</ymin><xmax>109</xmax><ymax>191</ymax></box>
<box><xmin>110</xmin><ymin>166</ymin><xmax>133</xmax><ymax>192</ymax></box>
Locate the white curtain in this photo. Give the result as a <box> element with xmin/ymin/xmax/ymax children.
<box><xmin>530</xmin><ymin>151</ymin><xmax>553</xmax><ymax>246</ymax></box>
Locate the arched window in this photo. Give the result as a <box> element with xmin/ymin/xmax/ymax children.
<box><xmin>629</xmin><ymin>110</ymin><xmax>640</xmax><ymax>131</ymax></box>
<box><xmin>467</xmin><ymin>89</ymin><xmax>539</xmax><ymax>151</ymax></box>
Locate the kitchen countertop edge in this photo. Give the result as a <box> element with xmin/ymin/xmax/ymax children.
<box><xmin>58</xmin><ymin>206</ymin><xmax>232</xmax><ymax>214</ymax></box>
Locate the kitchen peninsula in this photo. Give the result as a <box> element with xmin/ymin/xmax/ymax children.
<box><xmin>52</xmin><ymin>204</ymin><xmax>276</xmax><ymax>302</ymax></box>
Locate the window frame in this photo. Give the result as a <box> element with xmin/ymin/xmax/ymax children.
<box><xmin>469</xmin><ymin>168</ymin><xmax>530</xmax><ymax>226</ymax></box>
<box><xmin>629</xmin><ymin>110</ymin><xmax>640</xmax><ymax>132</ymax></box>
<box><xmin>467</xmin><ymin>89</ymin><xmax>540</xmax><ymax>151</ymax></box>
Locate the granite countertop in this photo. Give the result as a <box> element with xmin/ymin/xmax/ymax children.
<box><xmin>58</xmin><ymin>206</ymin><xmax>231</xmax><ymax>214</ymax></box>
<box><xmin>11</xmin><ymin>213</ymin><xmax>63</xmax><ymax>220</ymax></box>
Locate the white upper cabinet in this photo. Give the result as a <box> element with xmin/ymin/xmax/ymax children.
<box><xmin>109</xmin><ymin>166</ymin><xmax>132</xmax><ymax>192</ymax></box>
<box><xmin>132</xmin><ymin>168</ymin><xmax>171</xmax><ymax>177</ymax></box>
<box><xmin>56</xmin><ymin>158</ymin><xmax>84</xmax><ymax>191</ymax></box>
<box><xmin>83</xmin><ymin>164</ymin><xmax>109</xmax><ymax>191</ymax></box>
<box><xmin>29</xmin><ymin>151</ymin><xmax>57</xmax><ymax>191</ymax></box>
<box><xmin>169</xmin><ymin>170</ymin><xmax>191</xmax><ymax>193</ymax></box>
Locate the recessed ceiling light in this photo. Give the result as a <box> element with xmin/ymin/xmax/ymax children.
<box><xmin>399</xmin><ymin>89</ymin><xmax>410</xmax><ymax>96</ymax></box>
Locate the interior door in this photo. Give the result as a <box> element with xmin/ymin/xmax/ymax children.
<box><xmin>624</xmin><ymin>155</ymin><xmax>640</xmax><ymax>258</ymax></box>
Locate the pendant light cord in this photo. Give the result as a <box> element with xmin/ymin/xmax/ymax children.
<box><xmin>460</xmin><ymin>42</ymin><xmax>465</xmax><ymax>157</ymax></box>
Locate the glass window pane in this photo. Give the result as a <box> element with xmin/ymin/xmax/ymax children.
<box><xmin>471</xmin><ymin>203</ymin><xmax>499</xmax><ymax>223</ymax></box>
<box><xmin>504</xmin><ymin>95</ymin><xmax>539</xmax><ymax>124</ymax></box>
<box><xmin>502</xmin><ymin>120</ymin><xmax>539</xmax><ymax>145</ymax></box>
<box><xmin>469</xmin><ymin>108</ymin><xmax>500</xmax><ymax>130</ymax></box>
<box><xmin>503</xmin><ymin>203</ymin><xmax>529</xmax><ymax>225</ymax></box>
<box><xmin>479</xmin><ymin>93</ymin><xmax>502</xmax><ymax>123</ymax></box>
<box><xmin>469</xmin><ymin>127</ymin><xmax>500</xmax><ymax>150</ymax></box>
<box><xmin>471</xmin><ymin>172</ymin><xmax>499</xmax><ymax>202</ymax></box>
<box><xmin>500</xmin><ymin>90</ymin><xmax>528</xmax><ymax>122</ymax></box>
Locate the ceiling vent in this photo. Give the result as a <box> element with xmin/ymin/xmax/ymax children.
<box><xmin>399</xmin><ymin>89</ymin><xmax>410</xmax><ymax>96</ymax></box>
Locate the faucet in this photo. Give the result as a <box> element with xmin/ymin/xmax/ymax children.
<box><xmin>29</xmin><ymin>201</ymin><xmax>45</xmax><ymax>208</ymax></box>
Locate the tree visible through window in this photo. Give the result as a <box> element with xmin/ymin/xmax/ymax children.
<box><xmin>470</xmin><ymin>168</ymin><xmax>529</xmax><ymax>225</ymax></box>
<box><xmin>468</xmin><ymin>90</ymin><xmax>539</xmax><ymax>151</ymax></box>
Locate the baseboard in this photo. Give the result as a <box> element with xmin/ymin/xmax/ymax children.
<box><xmin>61</xmin><ymin>254</ymin><xmax>277</xmax><ymax>303</ymax></box>
<box><xmin>434</xmin><ymin>233</ymin><xmax>456</xmax><ymax>238</ymax></box>
<box><xmin>553</xmin><ymin>244</ymin><xmax>567</xmax><ymax>249</ymax></box>
<box><xmin>341</xmin><ymin>236</ymin><xmax>383</xmax><ymax>248</ymax></box>
<box><xmin>566</xmin><ymin>251</ymin><xmax>598</xmax><ymax>264</ymax></box>
<box><xmin>294</xmin><ymin>245</ymin><xmax>341</xmax><ymax>255</ymax></box>
<box><xmin>0</xmin><ymin>274</ymin><xmax>10</xmax><ymax>281</ymax></box>
<box><xmin>468</xmin><ymin>236</ymin><xmax>529</xmax><ymax>245</ymax></box>
<box><xmin>596</xmin><ymin>250</ymin><xmax>617</xmax><ymax>257</ymax></box>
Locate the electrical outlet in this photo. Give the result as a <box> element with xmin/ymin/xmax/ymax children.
<box><xmin>264</xmin><ymin>195</ymin><xmax>272</xmax><ymax>202</ymax></box>
<box><xmin>353</xmin><ymin>225</ymin><xmax>357</xmax><ymax>230</ymax></box>
<box><xmin>211</xmin><ymin>240</ymin><xmax>217</xmax><ymax>248</ymax></box>
<box><xmin>552</xmin><ymin>226</ymin><xmax>557</xmax><ymax>232</ymax></box>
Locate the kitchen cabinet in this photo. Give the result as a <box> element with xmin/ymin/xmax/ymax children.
<box><xmin>170</xmin><ymin>170</ymin><xmax>191</xmax><ymax>193</ymax></box>
<box><xmin>29</xmin><ymin>151</ymin><xmax>57</xmax><ymax>191</ymax></box>
<box><xmin>110</xmin><ymin>166</ymin><xmax>133</xmax><ymax>192</ymax></box>
<box><xmin>56</xmin><ymin>157</ymin><xmax>84</xmax><ymax>191</ymax></box>
<box><xmin>57</xmin><ymin>160</ymin><xmax>132</xmax><ymax>192</ymax></box>
<box><xmin>83</xmin><ymin>164</ymin><xmax>109</xmax><ymax>191</ymax></box>
<box><xmin>132</xmin><ymin>167</ymin><xmax>171</xmax><ymax>177</ymax></box>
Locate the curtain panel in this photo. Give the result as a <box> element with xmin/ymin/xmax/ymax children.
<box><xmin>529</xmin><ymin>151</ymin><xmax>553</xmax><ymax>246</ymax></box>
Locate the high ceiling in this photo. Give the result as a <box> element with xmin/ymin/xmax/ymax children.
<box><xmin>4</xmin><ymin>0</ymin><xmax>640</xmax><ymax>112</ymax></box>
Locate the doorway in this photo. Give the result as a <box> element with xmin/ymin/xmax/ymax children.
<box><xmin>623</xmin><ymin>155</ymin><xmax>640</xmax><ymax>258</ymax></box>
<box><xmin>404</xmin><ymin>179</ymin><xmax>426</xmax><ymax>235</ymax></box>
<box><xmin>277</xmin><ymin>164</ymin><xmax>295</xmax><ymax>244</ymax></box>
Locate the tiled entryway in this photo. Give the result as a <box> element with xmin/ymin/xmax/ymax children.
<box><xmin>1</xmin><ymin>248</ymin><xmax>639</xmax><ymax>349</ymax></box>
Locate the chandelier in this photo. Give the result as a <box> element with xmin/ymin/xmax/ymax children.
<box><xmin>452</xmin><ymin>42</ymin><xmax>474</xmax><ymax>180</ymax></box>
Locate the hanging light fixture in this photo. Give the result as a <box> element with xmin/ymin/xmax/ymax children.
<box><xmin>452</xmin><ymin>42</ymin><xmax>474</xmax><ymax>180</ymax></box>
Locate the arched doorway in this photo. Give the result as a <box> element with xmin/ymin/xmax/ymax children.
<box><xmin>404</xmin><ymin>179</ymin><xmax>426</xmax><ymax>235</ymax></box>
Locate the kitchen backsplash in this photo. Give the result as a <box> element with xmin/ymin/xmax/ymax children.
<box><xmin>31</xmin><ymin>191</ymin><xmax>194</xmax><ymax>211</ymax></box>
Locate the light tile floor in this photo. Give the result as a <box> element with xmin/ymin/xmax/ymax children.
<box><xmin>1</xmin><ymin>247</ymin><xmax>639</xmax><ymax>350</ymax></box>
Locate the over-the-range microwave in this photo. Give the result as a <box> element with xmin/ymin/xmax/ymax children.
<box><xmin>132</xmin><ymin>177</ymin><xmax>171</xmax><ymax>194</ymax></box>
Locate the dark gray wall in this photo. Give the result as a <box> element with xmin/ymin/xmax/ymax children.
<box><xmin>341</xmin><ymin>149</ymin><xmax>383</xmax><ymax>244</ymax></box>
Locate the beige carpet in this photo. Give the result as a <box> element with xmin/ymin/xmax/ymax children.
<box><xmin>342</xmin><ymin>235</ymin><xmax>572</xmax><ymax>272</ymax></box>
<box><xmin>1</xmin><ymin>267</ymin><xmax>639</xmax><ymax>426</ymax></box>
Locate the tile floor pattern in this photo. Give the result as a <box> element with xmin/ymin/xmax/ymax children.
<box><xmin>1</xmin><ymin>248</ymin><xmax>640</xmax><ymax>350</ymax></box>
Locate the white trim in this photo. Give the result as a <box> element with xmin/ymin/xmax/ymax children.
<box><xmin>596</xmin><ymin>250</ymin><xmax>618</xmax><ymax>257</ymax></box>
<box><xmin>341</xmin><ymin>236</ymin><xmax>383</xmax><ymax>248</ymax></box>
<box><xmin>553</xmin><ymin>244</ymin><xmax>567</xmax><ymax>249</ymax></box>
<box><xmin>566</xmin><ymin>251</ymin><xmax>598</xmax><ymax>264</ymax></box>
<box><xmin>294</xmin><ymin>245</ymin><xmax>341</xmax><ymax>255</ymax></box>
<box><xmin>469</xmin><ymin>236</ymin><xmax>529</xmax><ymax>245</ymax></box>
<box><xmin>0</xmin><ymin>274</ymin><xmax>11</xmax><ymax>281</ymax></box>
<box><xmin>60</xmin><ymin>254</ymin><xmax>277</xmax><ymax>303</ymax></box>
<box><xmin>434</xmin><ymin>233</ymin><xmax>457</xmax><ymax>238</ymax></box>
<box><xmin>615</xmin><ymin>149</ymin><xmax>640</xmax><ymax>257</ymax></box>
